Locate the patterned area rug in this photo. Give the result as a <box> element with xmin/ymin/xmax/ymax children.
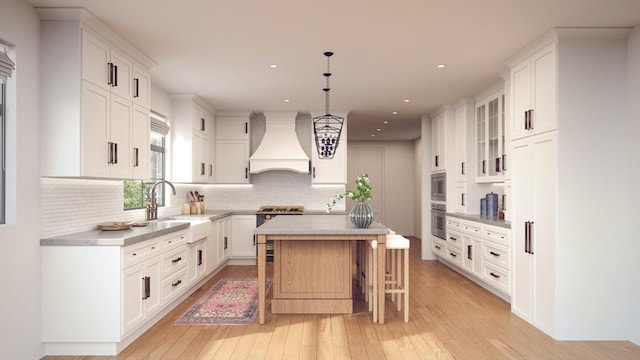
<box><xmin>175</xmin><ymin>278</ymin><xmax>271</xmax><ymax>325</ymax></box>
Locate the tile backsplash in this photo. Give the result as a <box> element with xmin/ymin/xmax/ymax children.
<box><xmin>41</xmin><ymin>172</ymin><xmax>344</xmax><ymax>238</ymax></box>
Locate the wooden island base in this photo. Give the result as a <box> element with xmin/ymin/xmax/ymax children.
<box><xmin>256</xmin><ymin>215</ymin><xmax>390</xmax><ymax>324</ymax></box>
<box><xmin>272</xmin><ymin>239</ymin><xmax>353</xmax><ymax>314</ymax></box>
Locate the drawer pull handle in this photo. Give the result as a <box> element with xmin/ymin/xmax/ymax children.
<box><xmin>449</xmin><ymin>252</ymin><xmax>457</xmax><ymax>258</ymax></box>
<box><xmin>435</xmin><ymin>245</ymin><xmax>441</xmax><ymax>250</ymax></box>
<box><xmin>142</xmin><ymin>276</ymin><xmax>150</xmax><ymax>300</ymax></box>
<box><xmin>449</xmin><ymin>236</ymin><xmax>456</xmax><ymax>241</ymax></box>
<box><xmin>172</xmin><ymin>257</ymin><xmax>182</xmax><ymax>263</ymax></box>
<box><xmin>172</xmin><ymin>279</ymin><xmax>182</xmax><ymax>287</ymax></box>
<box><xmin>489</xmin><ymin>251</ymin><xmax>500</xmax><ymax>257</ymax></box>
<box><xmin>490</xmin><ymin>272</ymin><xmax>500</xmax><ymax>279</ymax></box>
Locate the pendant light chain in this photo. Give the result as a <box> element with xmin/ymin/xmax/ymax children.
<box><xmin>312</xmin><ymin>51</ymin><xmax>344</xmax><ymax>159</ymax></box>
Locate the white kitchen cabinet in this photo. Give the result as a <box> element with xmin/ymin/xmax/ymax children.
<box><xmin>170</xmin><ymin>94</ymin><xmax>215</xmax><ymax>183</ymax></box>
<box><xmin>431</xmin><ymin>111</ymin><xmax>445</xmax><ymax>172</ymax></box>
<box><xmin>462</xmin><ymin>233</ymin><xmax>483</xmax><ymax>277</ymax></box>
<box><xmin>230</xmin><ymin>215</ymin><xmax>257</xmax><ymax>262</ymax></box>
<box><xmin>511</xmin><ymin>131</ymin><xmax>556</xmax><ymax>335</ymax></box>
<box><xmin>216</xmin><ymin>216</ymin><xmax>232</xmax><ymax>265</ymax></box>
<box><xmin>42</xmin><ymin>229</ymin><xmax>190</xmax><ymax>355</ymax></box>
<box><xmin>215</xmin><ymin>113</ymin><xmax>251</xmax><ymax>183</ymax></box>
<box><xmin>454</xmin><ymin>183</ymin><xmax>466</xmax><ymax>213</ymax></box>
<box><xmin>39</xmin><ymin>11</ymin><xmax>153</xmax><ymax>179</ymax></box>
<box><xmin>311</xmin><ymin>139</ymin><xmax>346</xmax><ymax>184</ymax></box>
<box><xmin>452</xmin><ymin>99</ymin><xmax>483</xmax><ymax>214</ymax></box>
<box><xmin>206</xmin><ymin>221</ymin><xmax>219</xmax><ymax>273</ymax></box>
<box><xmin>132</xmin><ymin>64</ymin><xmax>151</xmax><ymax>109</ymax></box>
<box><xmin>188</xmin><ymin>238</ymin><xmax>207</xmax><ymax>285</ymax></box>
<box><xmin>475</xmin><ymin>88</ymin><xmax>508</xmax><ymax>182</ymax></box>
<box><xmin>131</xmin><ymin>105</ymin><xmax>150</xmax><ymax>180</ymax></box>
<box><xmin>510</xmin><ymin>41</ymin><xmax>557</xmax><ymax>141</ymax></box>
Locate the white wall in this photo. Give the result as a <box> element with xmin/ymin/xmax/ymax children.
<box><xmin>556</xmin><ymin>34</ymin><xmax>639</xmax><ymax>343</ymax></box>
<box><xmin>0</xmin><ymin>1</ymin><xmax>43</xmax><ymax>358</ymax></box>
<box><xmin>627</xmin><ymin>25</ymin><xmax>640</xmax><ymax>347</ymax></box>
<box><xmin>347</xmin><ymin>141</ymin><xmax>416</xmax><ymax>236</ymax></box>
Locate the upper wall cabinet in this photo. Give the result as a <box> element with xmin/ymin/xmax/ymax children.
<box><xmin>475</xmin><ymin>87</ymin><xmax>508</xmax><ymax>183</ymax></box>
<box><xmin>170</xmin><ymin>94</ymin><xmax>215</xmax><ymax>183</ymax></box>
<box><xmin>215</xmin><ymin>112</ymin><xmax>251</xmax><ymax>184</ymax></box>
<box><xmin>510</xmin><ymin>42</ymin><xmax>557</xmax><ymax>141</ymax></box>
<box><xmin>38</xmin><ymin>8</ymin><xmax>155</xmax><ymax>180</ymax></box>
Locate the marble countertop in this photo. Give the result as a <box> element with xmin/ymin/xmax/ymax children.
<box><xmin>446</xmin><ymin>212</ymin><xmax>511</xmax><ymax>229</ymax></box>
<box><xmin>255</xmin><ymin>214</ymin><xmax>391</xmax><ymax>235</ymax></box>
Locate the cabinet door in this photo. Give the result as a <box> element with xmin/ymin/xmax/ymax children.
<box><xmin>454</xmin><ymin>105</ymin><xmax>467</xmax><ymax>183</ymax></box>
<box><xmin>109</xmin><ymin>94</ymin><xmax>133</xmax><ymax>178</ymax></box>
<box><xmin>122</xmin><ymin>263</ymin><xmax>144</xmax><ymax>335</ymax></box>
<box><xmin>510</xmin><ymin>58</ymin><xmax>532</xmax><ymax>140</ymax></box>
<box><xmin>81</xmin><ymin>82</ymin><xmax>110</xmax><ymax>177</ymax></box>
<box><xmin>462</xmin><ymin>234</ymin><xmax>483</xmax><ymax>278</ymax></box>
<box><xmin>131</xmin><ymin>106</ymin><xmax>150</xmax><ymax>180</ymax></box>
<box><xmin>475</xmin><ymin>103</ymin><xmax>487</xmax><ymax>178</ymax></box>
<box><xmin>217</xmin><ymin>217</ymin><xmax>231</xmax><ymax>265</ymax></box>
<box><xmin>431</xmin><ymin>113</ymin><xmax>443</xmax><ymax>171</ymax></box>
<box><xmin>312</xmin><ymin>140</ymin><xmax>345</xmax><ymax>184</ymax></box>
<box><xmin>511</xmin><ymin>132</ymin><xmax>556</xmax><ymax>333</ymax></box>
<box><xmin>215</xmin><ymin>140</ymin><xmax>249</xmax><ymax>183</ymax></box>
<box><xmin>192</xmin><ymin>130</ymin><xmax>208</xmax><ymax>183</ymax></box>
<box><xmin>109</xmin><ymin>48</ymin><xmax>133</xmax><ymax>100</ymax></box>
<box><xmin>81</xmin><ymin>30</ymin><xmax>110</xmax><ymax>90</ymax></box>
<box><xmin>454</xmin><ymin>183</ymin><xmax>466</xmax><ymax>213</ymax></box>
<box><xmin>231</xmin><ymin>215</ymin><xmax>257</xmax><ymax>259</ymax></box>
<box><xmin>216</xmin><ymin>117</ymin><xmax>250</xmax><ymax>140</ymax></box>
<box><xmin>132</xmin><ymin>65</ymin><xmax>150</xmax><ymax>108</ymax></box>
<box><xmin>531</xmin><ymin>43</ymin><xmax>557</xmax><ymax>136</ymax></box>
<box><xmin>205</xmin><ymin>221</ymin><xmax>219</xmax><ymax>273</ymax></box>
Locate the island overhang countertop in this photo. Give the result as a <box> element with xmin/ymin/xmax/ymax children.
<box><xmin>254</xmin><ymin>214</ymin><xmax>391</xmax><ymax>235</ymax></box>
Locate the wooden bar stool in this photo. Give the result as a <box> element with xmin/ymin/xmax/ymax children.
<box><xmin>366</xmin><ymin>234</ymin><xmax>410</xmax><ymax>323</ymax></box>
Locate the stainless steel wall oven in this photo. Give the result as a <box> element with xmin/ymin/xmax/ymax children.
<box><xmin>431</xmin><ymin>203</ymin><xmax>446</xmax><ymax>240</ymax></box>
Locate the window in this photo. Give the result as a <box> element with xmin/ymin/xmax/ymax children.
<box><xmin>124</xmin><ymin>112</ymin><xmax>169</xmax><ymax>210</ymax></box>
<box><xmin>0</xmin><ymin>40</ymin><xmax>15</xmax><ymax>225</ymax></box>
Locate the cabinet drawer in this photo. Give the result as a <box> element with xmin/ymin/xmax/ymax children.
<box><xmin>161</xmin><ymin>246</ymin><xmax>188</xmax><ymax>278</ymax></box>
<box><xmin>445</xmin><ymin>230</ymin><xmax>463</xmax><ymax>250</ymax></box>
<box><xmin>163</xmin><ymin>231</ymin><xmax>188</xmax><ymax>251</ymax></box>
<box><xmin>483</xmin><ymin>262</ymin><xmax>510</xmax><ymax>294</ymax></box>
<box><xmin>161</xmin><ymin>268</ymin><xmax>188</xmax><ymax>304</ymax></box>
<box><xmin>446</xmin><ymin>246</ymin><xmax>463</xmax><ymax>267</ymax></box>
<box><xmin>431</xmin><ymin>238</ymin><xmax>446</xmax><ymax>257</ymax></box>
<box><xmin>483</xmin><ymin>241</ymin><xmax>511</xmax><ymax>270</ymax></box>
<box><xmin>461</xmin><ymin>221</ymin><xmax>481</xmax><ymax>236</ymax></box>
<box><xmin>122</xmin><ymin>239</ymin><xmax>161</xmax><ymax>269</ymax></box>
<box><xmin>446</xmin><ymin>217</ymin><xmax>462</xmax><ymax>230</ymax></box>
<box><xmin>483</xmin><ymin>225</ymin><xmax>510</xmax><ymax>247</ymax></box>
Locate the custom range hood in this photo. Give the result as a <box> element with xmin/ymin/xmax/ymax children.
<box><xmin>249</xmin><ymin>112</ymin><xmax>310</xmax><ymax>174</ymax></box>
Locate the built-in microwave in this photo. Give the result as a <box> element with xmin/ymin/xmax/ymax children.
<box><xmin>431</xmin><ymin>172</ymin><xmax>446</xmax><ymax>202</ymax></box>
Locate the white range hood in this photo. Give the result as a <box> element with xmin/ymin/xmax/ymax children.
<box><xmin>249</xmin><ymin>112</ymin><xmax>310</xmax><ymax>174</ymax></box>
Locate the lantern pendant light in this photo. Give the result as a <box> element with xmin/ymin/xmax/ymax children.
<box><xmin>313</xmin><ymin>51</ymin><xmax>344</xmax><ymax>159</ymax></box>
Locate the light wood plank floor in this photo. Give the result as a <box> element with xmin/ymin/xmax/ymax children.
<box><xmin>43</xmin><ymin>237</ymin><xmax>640</xmax><ymax>360</ymax></box>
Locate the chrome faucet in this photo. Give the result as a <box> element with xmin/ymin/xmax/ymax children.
<box><xmin>146</xmin><ymin>180</ymin><xmax>177</xmax><ymax>220</ymax></box>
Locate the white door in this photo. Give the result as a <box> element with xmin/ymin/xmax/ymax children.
<box><xmin>349</xmin><ymin>148</ymin><xmax>384</xmax><ymax>225</ymax></box>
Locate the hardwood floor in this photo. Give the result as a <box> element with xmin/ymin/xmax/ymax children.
<box><xmin>43</xmin><ymin>237</ymin><xmax>640</xmax><ymax>360</ymax></box>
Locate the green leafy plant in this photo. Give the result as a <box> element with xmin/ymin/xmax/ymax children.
<box><xmin>326</xmin><ymin>173</ymin><xmax>372</xmax><ymax>212</ymax></box>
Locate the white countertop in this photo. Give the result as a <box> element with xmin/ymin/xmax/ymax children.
<box><xmin>255</xmin><ymin>214</ymin><xmax>391</xmax><ymax>235</ymax></box>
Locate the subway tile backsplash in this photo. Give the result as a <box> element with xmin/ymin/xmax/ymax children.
<box><xmin>41</xmin><ymin>172</ymin><xmax>345</xmax><ymax>238</ymax></box>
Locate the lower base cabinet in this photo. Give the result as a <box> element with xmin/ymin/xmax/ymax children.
<box><xmin>440</xmin><ymin>216</ymin><xmax>512</xmax><ymax>299</ymax></box>
<box><xmin>41</xmin><ymin>228</ymin><xmax>223</xmax><ymax>356</ymax></box>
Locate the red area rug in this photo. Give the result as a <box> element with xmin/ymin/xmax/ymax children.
<box><xmin>175</xmin><ymin>278</ymin><xmax>271</xmax><ymax>325</ymax></box>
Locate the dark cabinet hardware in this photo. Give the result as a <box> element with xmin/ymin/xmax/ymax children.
<box><xmin>461</xmin><ymin>193</ymin><xmax>465</xmax><ymax>206</ymax></box>
<box><xmin>449</xmin><ymin>252</ymin><xmax>457</xmax><ymax>258</ymax></box>
<box><xmin>209</xmin><ymin>164</ymin><xmax>213</xmax><ymax>176</ymax></box>
<box><xmin>461</xmin><ymin>162</ymin><xmax>465</xmax><ymax>175</ymax></box>
<box><xmin>434</xmin><ymin>245</ymin><xmax>441</xmax><ymax>250</ymax></box>
<box><xmin>200</xmin><ymin>118</ymin><xmax>205</xmax><ymax>131</ymax></box>
<box><xmin>496</xmin><ymin>157</ymin><xmax>501</xmax><ymax>173</ymax></box>
<box><xmin>107</xmin><ymin>63</ymin><xmax>114</xmax><ymax>85</ymax></box>
<box><xmin>489</xmin><ymin>272</ymin><xmax>500</xmax><ymax>279</ymax></box>
<box><xmin>489</xmin><ymin>251</ymin><xmax>500</xmax><ymax>257</ymax></box>
<box><xmin>114</xmin><ymin>143</ymin><xmax>118</xmax><ymax>164</ymax></box>
<box><xmin>224</xmin><ymin>236</ymin><xmax>228</xmax><ymax>250</ymax></box>
<box><xmin>197</xmin><ymin>250</ymin><xmax>203</xmax><ymax>266</ymax></box>
<box><xmin>482</xmin><ymin>160</ymin><xmax>486</xmax><ymax>174</ymax></box>
<box><xmin>449</xmin><ymin>236</ymin><xmax>457</xmax><ymax>241</ymax></box>
<box><xmin>502</xmin><ymin>154</ymin><xmax>507</xmax><ymax>171</ymax></box>
<box><xmin>435</xmin><ymin>155</ymin><xmax>439</xmax><ymax>167</ymax></box>
<box><xmin>171</xmin><ymin>257</ymin><xmax>182</xmax><ymax>263</ymax></box>
<box><xmin>525</xmin><ymin>109</ymin><xmax>534</xmax><ymax>130</ymax></box>
<box><xmin>524</xmin><ymin>221</ymin><xmax>535</xmax><ymax>254</ymax></box>
<box><xmin>171</xmin><ymin>279</ymin><xmax>182</xmax><ymax>287</ymax></box>
<box><xmin>245</xmin><ymin>122</ymin><xmax>248</xmax><ymax>134</ymax></box>
<box><xmin>467</xmin><ymin>245</ymin><xmax>472</xmax><ymax>260</ymax></box>
<box><xmin>142</xmin><ymin>276</ymin><xmax>150</xmax><ymax>300</ymax></box>
<box><xmin>200</xmin><ymin>162</ymin><xmax>205</xmax><ymax>175</ymax></box>
<box><xmin>502</xmin><ymin>194</ymin><xmax>507</xmax><ymax>211</ymax></box>
<box><xmin>312</xmin><ymin>166</ymin><xmax>316</xmax><ymax>178</ymax></box>
<box><xmin>113</xmin><ymin>65</ymin><xmax>118</xmax><ymax>87</ymax></box>
<box><xmin>245</xmin><ymin>167</ymin><xmax>248</xmax><ymax>179</ymax></box>
<box><xmin>134</xmin><ymin>147</ymin><xmax>139</xmax><ymax>167</ymax></box>
<box><xmin>108</xmin><ymin>142</ymin><xmax>113</xmax><ymax>164</ymax></box>
<box><xmin>134</xmin><ymin>78</ymin><xmax>139</xmax><ymax>98</ymax></box>
<box><xmin>253</xmin><ymin>235</ymin><xmax>256</xmax><ymax>246</ymax></box>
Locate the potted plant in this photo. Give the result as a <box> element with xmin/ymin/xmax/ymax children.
<box><xmin>326</xmin><ymin>173</ymin><xmax>374</xmax><ymax>228</ymax></box>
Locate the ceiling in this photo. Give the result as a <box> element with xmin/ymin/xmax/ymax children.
<box><xmin>28</xmin><ymin>0</ymin><xmax>640</xmax><ymax>141</ymax></box>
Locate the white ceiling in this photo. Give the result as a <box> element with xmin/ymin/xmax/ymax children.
<box><xmin>28</xmin><ymin>0</ymin><xmax>640</xmax><ymax>141</ymax></box>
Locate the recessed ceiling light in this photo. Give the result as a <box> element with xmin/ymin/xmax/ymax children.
<box><xmin>383</xmin><ymin>121</ymin><xmax>389</xmax><ymax>124</ymax></box>
<box><xmin>403</xmin><ymin>99</ymin><xmax>410</xmax><ymax>103</ymax></box>
<box><xmin>269</xmin><ymin>64</ymin><xmax>278</xmax><ymax>68</ymax></box>
<box><xmin>283</xmin><ymin>99</ymin><xmax>290</xmax><ymax>103</ymax></box>
<box><xmin>371</xmin><ymin>134</ymin><xmax>376</xmax><ymax>137</ymax></box>
<box><xmin>392</xmin><ymin>111</ymin><xmax>398</xmax><ymax>115</ymax></box>
<box><xmin>437</xmin><ymin>64</ymin><xmax>446</xmax><ymax>68</ymax></box>
<box><xmin>376</xmin><ymin>128</ymin><xmax>381</xmax><ymax>131</ymax></box>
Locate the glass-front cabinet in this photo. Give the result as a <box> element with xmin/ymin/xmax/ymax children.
<box><xmin>476</xmin><ymin>88</ymin><xmax>507</xmax><ymax>183</ymax></box>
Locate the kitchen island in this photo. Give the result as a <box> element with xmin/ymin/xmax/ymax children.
<box><xmin>255</xmin><ymin>214</ymin><xmax>391</xmax><ymax>324</ymax></box>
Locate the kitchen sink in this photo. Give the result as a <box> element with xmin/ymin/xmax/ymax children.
<box><xmin>159</xmin><ymin>218</ymin><xmax>211</xmax><ymax>243</ymax></box>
